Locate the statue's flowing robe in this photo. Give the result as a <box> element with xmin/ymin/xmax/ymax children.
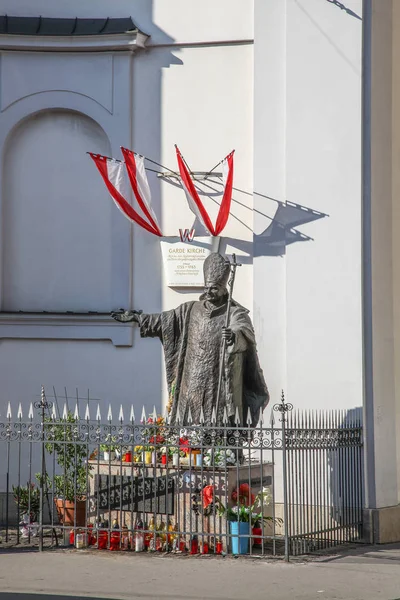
<box><xmin>138</xmin><ymin>299</ymin><xmax>269</xmax><ymax>426</ymax></box>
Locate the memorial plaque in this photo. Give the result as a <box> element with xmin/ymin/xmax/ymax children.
<box><xmin>160</xmin><ymin>236</ymin><xmax>219</xmax><ymax>288</ymax></box>
<box><xmin>94</xmin><ymin>475</ymin><xmax>175</xmax><ymax>515</ymax></box>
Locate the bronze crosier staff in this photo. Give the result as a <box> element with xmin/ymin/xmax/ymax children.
<box><xmin>215</xmin><ymin>253</ymin><xmax>241</xmax><ymax>421</ymax></box>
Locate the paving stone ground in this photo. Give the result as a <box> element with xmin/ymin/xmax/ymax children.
<box><xmin>1</xmin><ymin>542</ymin><xmax>400</xmax><ymax>600</ymax></box>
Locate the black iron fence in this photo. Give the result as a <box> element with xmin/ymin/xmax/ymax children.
<box><xmin>285</xmin><ymin>407</ymin><xmax>364</xmax><ymax>555</ymax></box>
<box><xmin>0</xmin><ymin>388</ymin><xmax>363</xmax><ymax>560</ymax></box>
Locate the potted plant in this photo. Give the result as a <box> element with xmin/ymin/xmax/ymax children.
<box><xmin>143</xmin><ymin>445</ymin><xmax>156</xmax><ymax>465</ymax></box>
<box><xmin>251</xmin><ymin>486</ymin><xmax>273</xmax><ymax>546</ymax></box>
<box><xmin>224</xmin><ymin>504</ymin><xmax>253</xmax><ymax>555</ymax></box>
<box><xmin>218</xmin><ymin>486</ymin><xmax>279</xmax><ymax>555</ymax></box>
<box><xmin>100</xmin><ymin>435</ymin><xmax>121</xmax><ymax>461</ymax></box>
<box><xmin>12</xmin><ymin>482</ymin><xmax>40</xmax><ymax>522</ymax></box>
<box><xmin>42</xmin><ymin>411</ymin><xmax>92</xmax><ymax>527</ymax></box>
<box><xmin>134</xmin><ymin>445</ymin><xmax>144</xmax><ymax>462</ymax></box>
<box><xmin>169</xmin><ymin>446</ymin><xmax>180</xmax><ymax>466</ymax></box>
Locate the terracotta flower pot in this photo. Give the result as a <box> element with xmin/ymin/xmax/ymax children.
<box><xmin>54</xmin><ymin>498</ymin><xmax>86</xmax><ymax>527</ymax></box>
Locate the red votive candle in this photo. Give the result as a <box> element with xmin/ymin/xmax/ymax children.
<box><xmin>252</xmin><ymin>527</ymin><xmax>262</xmax><ymax>546</ymax></box>
<box><xmin>110</xmin><ymin>531</ymin><xmax>120</xmax><ymax>551</ymax></box>
<box><xmin>216</xmin><ymin>540</ymin><xmax>223</xmax><ymax>554</ymax></box>
<box><xmin>98</xmin><ymin>530</ymin><xmax>108</xmax><ymax>550</ymax></box>
<box><xmin>87</xmin><ymin>524</ymin><xmax>95</xmax><ymax>546</ymax></box>
<box><xmin>190</xmin><ymin>536</ymin><xmax>199</xmax><ymax>554</ymax></box>
<box><xmin>161</xmin><ymin>454</ymin><xmax>167</xmax><ymax>465</ymax></box>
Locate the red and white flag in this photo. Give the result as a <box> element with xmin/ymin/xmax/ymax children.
<box><xmin>89</xmin><ymin>153</ymin><xmax>161</xmax><ymax>236</ymax></box>
<box><xmin>175</xmin><ymin>146</ymin><xmax>234</xmax><ymax>237</ymax></box>
<box><xmin>121</xmin><ymin>148</ymin><xmax>162</xmax><ymax>236</ymax></box>
<box><xmin>215</xmin><ymin>150</ymin><xmax>234</xmax><ymax>236</ymax></box>
<box><xmin>176</xmin><ymin>146</ymin><xmax>216</xmax><ymax>235</ymax></box>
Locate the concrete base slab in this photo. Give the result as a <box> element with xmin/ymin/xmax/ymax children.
<box><xmin>364</xmin><ymin>504</ymin><xmax>400</xmax><ymax>543</ymax></box>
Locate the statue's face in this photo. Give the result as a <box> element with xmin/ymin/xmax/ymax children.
<box><xmin>203</xmin><ymin>283</ymin><xmax>226</xmax><ymax>304</ymax></box>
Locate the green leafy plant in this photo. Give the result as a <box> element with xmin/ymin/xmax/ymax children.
<box><xmin>12</xmin><ymin>483</ymin><xmax>40</xmax><ymax>521</ymax></box>
<box><xmin>40</xmin><ymin>411</ymin><xmax>92</xmax><ymax>502</ymax></box>
<box><xmin>142</xmin><ymin>445</ymin><xmax>155</xmax><ymax>453</ymax></box>
<box><xmin>217</xmin><ymin>487</ymin><xmax>282</xmax><ymax>526</ymax></box>
<box><xmin>100</xmin><ymin>435</ymin><xmax>121</xmax><ymax>453</ymax></box>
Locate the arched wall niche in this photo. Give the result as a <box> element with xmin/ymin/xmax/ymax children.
<box><xmin>2</xmin><ymin>108</ymin><xmax>114</xmax><ymax>312</ymax></box>
<box><xmin>0</xmin><ymin>52</ymin><xmax>134</xmax><ymax>346</ymax></box>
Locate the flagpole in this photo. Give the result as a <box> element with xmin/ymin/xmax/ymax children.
<box><xmin>175</xmin><ymin>144</ymin><xmax>194</xmax><ymax>176</ymax></box>
<box><xmin>203</xmin><ymin>150</ymin><xmax>234</xmax><ymax>181</ymax></box>
<box><xmin>86</xmin><ymin>152</ymin><xmax>122</xmax><ymax>163</ymax></box>
<box><xmin>203</xmin><ymin>158</ymin><xmax>225</xmax><ymax>180</ymax></box>
<box><xmin>144</xmin><ymin>156</ymin><xmax>179</xmax><ymax>177</ymax></box>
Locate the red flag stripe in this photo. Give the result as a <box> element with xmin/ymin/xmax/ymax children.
<box><xmin>214</xmin><ymin>150</ymin><xmax>235</xmax><ymax>236</ymax></box>
<box><xmin>89</xmin><ymin>154</ymin><xmax>160</xmax><ymax>236</ymax></box>
<box><xmin>120</xmin><ymin>148</ymin><xmax>162</xmax><ymax>236</ymax></box>
<box><xmin>176</xmin><ymin>147</ymin><xmax>216</xmax><ymax>236</ymax></box>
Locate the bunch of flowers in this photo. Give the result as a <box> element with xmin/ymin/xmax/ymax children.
<box><xmin>142</xmin><ymin>415</ymin><xmax>166</xmax><ymax>449</ymax></box>
<box><xmin>163</xmin><ymin>427</ymin><xmax>202</xmax><ymax>457</ymax></box>
<box><xmin>203</xmin><ymin>447</ymin><xmax>236</xmax><ymax>467</ymax></box>
<box><xmin>231</xmin><ymin>483</ymin><xmax>255</xmax><ymax>506</ymax></box>
<box><xmin>178</xmin><ymin>435</ymin><xmax>190</xmax><ymax>455</ymax></box>
<box><xmin>181</xmin><ymin>428</ymin><xmax>203</xmax><ymax>449</ymax></box>
<box><xmin>218</xmin><ymin>486</ymin><xmax>276</xmax><ymax>525</ymax></box>
<box><xmin>174</xmin><ymin>428</ymin><xmax>202</xmax><ymax>451</ymax></box>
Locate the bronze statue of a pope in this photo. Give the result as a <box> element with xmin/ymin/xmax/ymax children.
<box><xmin>112</xmin><ymin>253</ymin><xmax>269</xmax><ymax>427</ymax></box>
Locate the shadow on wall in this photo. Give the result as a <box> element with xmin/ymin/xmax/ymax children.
<box><xmin>328</xmin><ymin>406</ymin><xmax>364</xmax><ymax>522</ymax></box>
<box><xmin>159</xmin><ymin>174</ymin><xmax>329</xmax><ymax>263</ymax></box>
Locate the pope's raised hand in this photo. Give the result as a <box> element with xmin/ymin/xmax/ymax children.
<box><xmin>111</xmin><ymin>309</ymin><xmax>142</xmax><ymax>323</ymax></box>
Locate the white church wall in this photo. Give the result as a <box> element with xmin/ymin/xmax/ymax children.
<box><xmin>253</xmin><ymin>0</ymin><xmax>287</xmax><ymax>415</ymax></box>
<box><xmin>0</xmin><ymin>0</ymin><xmax>255</xmax><ymax>416</ymax></box>
<box><xmin>254</xmin><ymin>0</ymin><xmax>363</xmax><ymax>414</ymax></box>
<box><xmin>284</xmin><ymin>0</ymin><xmax>363</xmax><ymax>411</ymax></box>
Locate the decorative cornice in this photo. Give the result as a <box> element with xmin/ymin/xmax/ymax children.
<box><xmin>0</xmin><ymin>313</ymin><xmax>133</xmax><ymax>346</ymax></box>
<box><xmin>0</xmin><ymin>31</ymin><xmax>149</xmax><ymax>52</ymax></box>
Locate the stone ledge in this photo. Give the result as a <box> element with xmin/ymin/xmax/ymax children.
<box><xmin>0</xmin><ymin>313</ymin><xmax>133</xmax><ymax>347</ymax></box>
<box><xmin>363</xmin><ymin>505</ymin><xmax>400</xmax><ymax>543</ymax></box>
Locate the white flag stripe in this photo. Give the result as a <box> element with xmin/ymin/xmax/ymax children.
<box><xmin>107</xmin><ymin>160</ymin><xmax>129</xmax><ymax>200</ymax></box>
<box><xmin>180</xmin><ymin>179</ymin><xmax>211</xmax><ymax>234</ymax></box>
<box><xmin>106</xmin><ymin>158</ymin><xmax>132</xmax><ymax>221</ymax></box>
<box><xmin>135</xmin><ymin>155</ymin><xmax>161</xmax><ymax>232</ymax></box>
<box><xmin>105</xmin><ymin>159</ymin><xmax>137</xmax><ymax>224</ymax></box>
